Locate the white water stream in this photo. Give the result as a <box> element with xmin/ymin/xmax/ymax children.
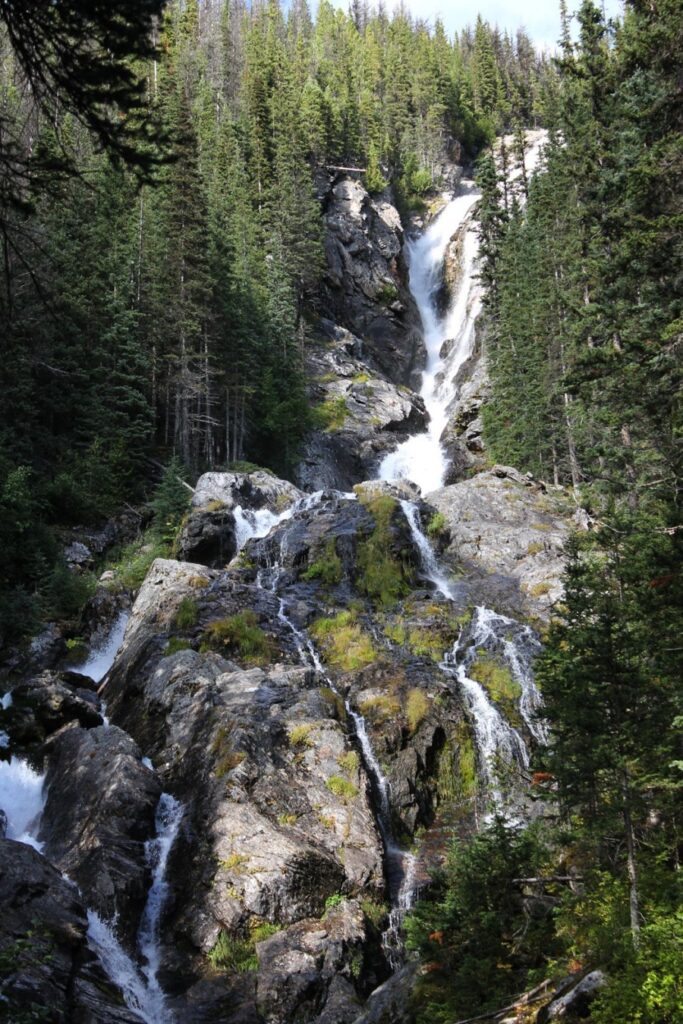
<box><xmin>378</xmin><ymin>183</ymin><xmax>482</xmax><ymax>495</ymax></box>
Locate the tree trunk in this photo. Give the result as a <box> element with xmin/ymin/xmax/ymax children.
<box><xmin>622</xmin><ymin>774</ymin><xmax>641</xmax><ymax>947</ymax></box>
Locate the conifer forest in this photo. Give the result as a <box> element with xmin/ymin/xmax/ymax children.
<box><xmin>0</xmin><ymin>2</ymin><xmax>680</xmax><ymax>1023</ymax></box>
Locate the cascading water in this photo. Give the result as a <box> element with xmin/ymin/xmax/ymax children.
<box><xmin>0</xmin><ymin>756</ymin><xmax>45</xmax><ymax>851</ymax></box>
<box><xmin>378</xmin><ymin>183</ymin><xmax>482</xmax><ymax>495</ymax></box>
<box><xmin>70</xmin><ymin>609</ymin><xmax>130</xmax><ymax>683</ymax></box>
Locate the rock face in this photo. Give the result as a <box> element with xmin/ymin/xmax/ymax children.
<box><xmin>0</xmin><ymin>838</ymin><xmax>142</xmax><ymax>1023</ymax></box>
<box><xmin>39</xmin><ymin>724</ymin><xmax>161</xmax><ymax>950</ymax></box>
<box><xmin>427</xmin><ymin>466</ymin><xmax>576</xmax><ymax>620</ymax></box>
<box><xmin>297</xmin><ymin>321</ymin><xmax>428</xmax><ymax>492</ymax></box>
<box><xmin>321</xmin><ymin>176</ymin><xmax>423</xmax><ymax>389</ymax></box>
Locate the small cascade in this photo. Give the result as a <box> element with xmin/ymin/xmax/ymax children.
<box><xmin>400</xmin><ymin>499</ymin><xmax>455</xmax><ymax>601</ymax></box>
<box><xmin>0</xmin><ymin>756</ymin><xmax>45</xmax><ymax>851</ymax></box>
<box><xmin>468</xmin><ymin>607</ymin><xmax>548</xmax><ymax>745</ymax></box>
<box><xmin>69</xmin><ymin>609</ymin><xmax>130</xmax><ymax>684</ymax></box>
<box><xmin>398</xmin><ymin>504</ymin><xmax>542</xmax><ymax>815</ymax></box>
<box><xmin>86</xmin><ymin>912</ymin><xmax>154</xmax><ymax>1024</ymax></box>
<box><xmin>86</xmin><ymin>796</ymin><xmax>184</xmax><ymax>1024</ymax></box>
<box><xmin>137</xmin><ymin>793</ymin><xmax>184</xmax><ymax>1019</ymax></box>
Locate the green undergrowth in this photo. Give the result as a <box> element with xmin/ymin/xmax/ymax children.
<box><xmin>165</xmin><ymin>636</ymin><xmax>191</xmax><ymax>655</ymax></box>
<box><xmin>201</xmin><ymin>610</ymin><xmax>273</xmax><ymax>665</ymax></box>
<box><xmin>356</xmin><ymin>494</ymin><xmax>413</xmax><ymax>607</ymax></box>
<box><xmin>406</xmin><ymin>688</ymin><xmax>430</xmax><ymax>734</ymax></box>
<box><xmin>302</xmin><ymin>538</ymin><xmax>343</xmax><ymax>585</ymax></box>
<box><xmin>326</xmin><ymin>774</ymin><xmax>359</xmax><ymax>802</ymax></box>
<box><xmin>208</xmin><ymin>922</ymin><xmax>279</xmax><ymax>974</ymax></box>
<box><xmin>174</xmin><ymin>595</ymin><xmax>198</xmax><ymax>629</ymax></box>
<box><xmin>105</xmin><ymin>531</ymin><xmax>169</xmax><ymax>593</ymax></box>
<box><xmin>310</xmin><ymin>610</ymin><xmax>376</xmax><ymax>670</ymax></box>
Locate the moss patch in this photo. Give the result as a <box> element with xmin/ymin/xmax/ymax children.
<box><xmin>359</xmin><ymin>693</ymin><xmax>401</xmax><ymax>724</ymax></box>
<box><xmin>356</xmin><ymin>494</ymin><xmax>413</xmax><ymax>608</ymax></box>
<box><xmin>310</xmin><ymin>610</ymin><xmax>376</xmax><ymax>671</ymax></box>
<box><xmin>202</xmin><ymin>611</ymin><xmax>273</xmax><ymax>665</ymax></box>
<box><xmin>406</xmin><ymin>688</ymin><xmax>430</xmax><ymax>734</ymax></box>
<box><xmin>165</xmin><ymin>636</ymin><xmax>191</xmax><ymax>655</ymax></box>
<box><xmin>302</xmin><ymin>538</ymin><xmax>343</xmax><ymax>585</ymax></box>
<box><xmin>326</xmin><ymin>775</ymin><xmax>359</xmax><ymax>802</ymax></box>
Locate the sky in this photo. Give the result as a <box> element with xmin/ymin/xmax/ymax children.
<box><xmin>335</xmin><ymin>1</ymin><xmax>625</xmax><ymax>50</ymax></box>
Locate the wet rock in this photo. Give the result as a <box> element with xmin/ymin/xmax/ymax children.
<box><xmin>40</xmin><ymin>724</ymin><xmax>161</xmax><ymax>949</ymax></box>
<box><xmin>0</xmin><ymin>670</ymin><xmax>103</xmax><ymax>754</ymax></box>
<box><xmin>427</xmin><ymin>468</ymin><xmax>576</xmax><ymax>620</ymax></box>
<box><xmin>103</xmin><ymin>609</ymin><xmax>384</xmax><ymax>969</ymax></box>
<box><xmin>322</xmin><ymin>177</ymin><xmax>423</xmax><ymax>389</ymax></box>
<box><xmin>0</xmin><ymin>838</ymin><xmax>142</xmax><ymax>1023</ymax></box>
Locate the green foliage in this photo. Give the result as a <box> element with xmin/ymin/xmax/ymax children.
<box><xmin>324</xmin><ymin>893</ymin><xmax>345</xmax><ymax>912</ymax></box>
<box><xmin>208</xmin><ymin>931</ymin><xmax>258</xmax><ymax>973</ymax></box>
<box><xmin>301</xmin><ymin>539</ymin><xmax>343</xmax><ymax>585</ymax></box>
<box><xmin>310</xmin><ymin>610</ymin><xmax>376</xmax><ymax>671</ymax></box>
<box><xmin>150</xmin><ymin>459</ymin><xmax>190</xmax><ymax>546</ymax></box>
<box><xmin>356</xmin><ymin>495</ymin><xmax>413</xmax><ymax>607</ymax></box>
<box><xmin>165</xmin><ymin>636</ymin><xmax>191</xmax><ymax>655</ymax></box>
<box><xmin>288</xmin><ymin>724</ymin><xmax>314</xmax><ymax>748</ymax></box>
<box><xmin>337</xmin><ymin>750</ymin><xmax>360</xmax><ymax>774</ymax></box>
<box><xmin>174</xmin><ymin>596</ymin><xmax>198</xmax><ymax>629</ymax></box>
<box><xmin>107</xmin><ymin>533</ymin><xmax>168</xmax><ymax>593</ymax></box>
<box><xmin>406</xmin><ymin>818</ymin><xmax>558</xmax><ymax>1021</ymax></box>
<box><xmin>426</xmin><ymin>512</ymin><xmax>447</xmax><ymax>538</ymax></box>
<box><xmin>202</xmin><ymin>611</ymin><xmax>273</xmax><ymax>665</ymax></box>
<box><xmin>310</xmin><ymin>396</ymin><xmax>348</xmax><ymax>432</ymax></box>
<box><xmin>326</xmin><ymin>775</ymin><xmax>359</xmax><ymax>802</ymax></box>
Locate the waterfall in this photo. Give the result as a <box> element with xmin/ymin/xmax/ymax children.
<box><xmin>137</xmin><ymin>793</ymin><xmax>184</xmax><ymax>1019</ymax></box>
<box><xmin>0</xmin><ymin>756</ymin><xmax>45</xmax><ymax>851</ymax></box>
<box><xmin>378</xmin><ymin>183</ymin><xmax>482</xmax><ymax>495</ymax></box>
<box><xmin>68</xmin><ymin>609</ymin><xmax>130</xmax><ymax>684</ymax></box>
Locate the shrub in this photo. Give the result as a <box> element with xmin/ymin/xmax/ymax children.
<box><xmin>324</xmin><ymin>892</ymin><xmax>345</xmax><ymax>912</ymax></box>
<box><xmin>174</xmin><ymin>596</ymin><xmax>198</xmax><ymax>629</ymax></box>
<box><xmin>107</xmin><ymin>532</ymin><xmax>167</xmax><ymax>592</ymax></box>
<box><xmin>337</xmin><ymin>750</ymin><xmax>360</xmax><ymax>774</ymax></box>
<box><xmin>406</xmin><ymin>689</ymin><xmax>430</xmax><ymax>734</ymax></box>
<box><xmin>202</xmin><ymin>611</ymin><xmax>273</xmax><ymax>665</ymax></box>
<box><xmin>208</xmin><ymin>931</ymin><xmax>257</xmax><ymax>973</ymax></box>
<box><xmin>427</xmin><ymin>512</ymin><xmax>447</xmax><ymax>537</ymax></box>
